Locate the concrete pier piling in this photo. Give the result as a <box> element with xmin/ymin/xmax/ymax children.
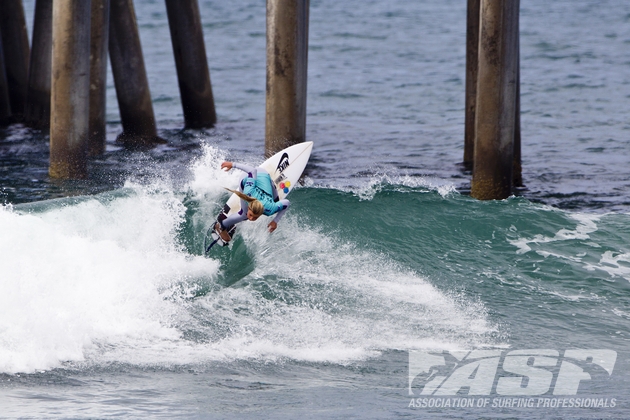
<box><xmin>265</xmin><ymin>0</ymin><xmax>309</xmax><ymax>157</ymax></box>
<box><xmin>463</xmin><ymin>0</ymin><xmax>480</xmax><ymax>168</ymax></box>
<box><xmin>109</xmin><ymin>0</ymin><xmax>162</xmax><ymax>148</ymax></box>
<box><xmin>513</xmin><ymin>74</ymin><xmax>522</xmax><ymax>188</ymax></box>
<box><xmin>164</xmin><ymin>0</ymin><xmax>216</xmax><ymax>129</ymax></box>
<box><xmin>0</xmin><ymin>0</ymin><xmax>30</xmax><ymax>119</ymax></box>
<box><xmin>49</xmin><ymin>0</ymin><xmax>92</xmax><ymax>179</ymax></box>
<box><xmin>0</xmin><ymin>34</ymin><xmax>12</xmax><ymax>125</ymax></box>
<box><xmin>88</xmin><ymin>0</ymin><xmax>110</xmax><ymax>156</ymax></box>
<box><xmin>471</xmin><ymin>0</ymin><xmax>520</xmax><ymax>200</ymax></box>
<box><xmin>25</xmin><ymin>0</ymin><xmax>53</xmax><ymax>129</ymax></box>
<box><xmin>512</xmin><ymin>19</ymin><xmax>522</xmax><ymax>188</ymax></box>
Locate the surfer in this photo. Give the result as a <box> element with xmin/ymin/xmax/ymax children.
<box><xmin>214</xmin><ymin>161</ymin><xmax>290</xmax><ymax>242</ymax></box>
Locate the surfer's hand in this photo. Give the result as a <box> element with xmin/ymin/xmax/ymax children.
<box><xmin>268</xmin><ymin>221</ymin><xmax>277</xmax><ymax>233</ymax></box>
<box><xmin>221</xmin><ymin>161</ymin><xmax>233</xmax><ymax>171</ymax></box>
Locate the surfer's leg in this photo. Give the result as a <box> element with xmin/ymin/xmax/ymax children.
<box><xmin>215</xmin><ymin>210</ymin><xmax>246</xmax><ymax>242</ymax></box>
<box><xmin>214</xmin><ymin>222</ymin><xmax>232</xmax><ymax>242</ymax></box>
<box><xmin>216</xmin><ymin>211</ymin><xmax>245</xmax><ymax>241</ymax></box>
<box><xmin>220</xmin><ymin>211</ymin><xmax>247</xmax><ymax>231</ymax></box>
<box><xmin>218</xmin><ymin>193</ymin><xmax>249</xmax><ymax>233</ymax></box>
<box><xmin>215</xmin><ymin>172</ymin><xmax>256</xmax><ymax>241</ymax></box>
<box><xmin>218</xmin><ymin>174</ymin><xmax>251</xmax><ymax>229</ymax></box>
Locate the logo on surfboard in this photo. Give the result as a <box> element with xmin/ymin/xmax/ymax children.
<box><xmin>276</xmin><ymin>153</ymin><xmax>290</xmax><ymax>173</ymax></box>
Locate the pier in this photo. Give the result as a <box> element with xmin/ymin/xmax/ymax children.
<box><xmin>1</xmin><ymin>0</ymin><xmax>522</xmax><ymax>200</ymax></box>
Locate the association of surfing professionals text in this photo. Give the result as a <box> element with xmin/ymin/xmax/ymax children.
<box><xmin>407</xmin><ymin>349</ymin><xmax>618</xmax><ymax>410</ymax></box>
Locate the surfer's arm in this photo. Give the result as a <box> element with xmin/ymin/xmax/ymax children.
<box><xmin>272</xmin><ymin>200</ymin><xmax>290</xmax><ymax>223</ymax></box>
<box><xmin>228</xmin><ymin>162</ymin><xmax>258</xmax><ymax>179</ymax></box>
<box><xmin>267</xmin><ymin>200</ymin><xmax>289</xmax><ymax>233</ymax></box>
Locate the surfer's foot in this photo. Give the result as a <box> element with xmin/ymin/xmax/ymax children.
<box><xmin>214</xmin><ymin>222</ymin><xmax>231</xmax><ymax>242</ymax></box>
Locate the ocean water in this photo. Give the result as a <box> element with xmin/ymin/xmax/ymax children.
<box><xmin>1</xmin><ymin>0</ymin><xmax>629</xmax><ymax>418</ymax></box>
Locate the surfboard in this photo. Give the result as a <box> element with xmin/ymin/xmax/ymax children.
<box><xmin>204</xmin><ymin>141</ymin><xmax>313</xmax><ymax>253</ymax></box>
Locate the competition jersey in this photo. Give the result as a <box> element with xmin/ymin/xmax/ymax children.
<box><xmin>233</xmin><ymin>163</ymin><xmax>290</xmax><ymax>219</ymax></box>
<box><xmin>241</xmin><ymin>171</ymin><xmax>286</xmax><ymax>216</ymax></box>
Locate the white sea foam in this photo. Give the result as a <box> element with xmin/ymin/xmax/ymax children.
<box><xmin>0</xmin><ymin>145</ymin><xmax>498</xmax><ymax>373</ymax></box>
<box><xmin>186</xmin><ymin>213</ymin><xmax>500</xmax><ymax>364</ymax></box>
<box><xmin>0</xmin><ymin>184</ymin><xmax>217</xmax><ymax>374</ymax></box>
<box><xmin>507</xmin><ymin>210</ymin><xmax>630</xmax><ymax>283</ymax></box>
<box><xmin>316</xmin><ymin>172</ymin><xmax>457</xmax><ymax>201</ymax></box>
<box><xmin>508</xmin><ymin>212</ymin><xmax>600</xmax><ymax>255</ymax></box>
<box><xmin>584</xmin><ymin>250</ymin><xmax>630</xmax><ymax>281</ymax></box>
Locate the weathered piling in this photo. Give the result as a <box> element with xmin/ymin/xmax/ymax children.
<box><xmin>164</xmin><ymin>0</ymin><xmax>216</xmax><ymax>129</ymax></box>
<box><xmin>88</xmin><ymin>0</ymin><xmax>110</xmax><ymax>156</ymax></box>
<box><xmin>109</xmin><ymin>0</ymin><xmax>162</xmax><ymax>148</ymax></box>
<box><xmin>513</xmin><ymin>73</ymin><xmax>522</xmax><ymax>188</ymax></box>
<box><xmin>512</xmin><ymin>21</ymin><xmax>522</xmax><ymax>188</ymax></box>
<box><xmin>0</xmin><ymin>34</ymin><xmax>12</xmax><ymax>125</ymax></box>
<box><xmin>463</xmin><ymin>0</ymin><xmax>480</xmax><ymax>168</ymax></box>
<box><xmin>265</xmin><ymin>0</ymin><xmax>309</xmax><ymax>157</ymax></box>
<box><xmin>25</xmin><ymin>0</ymin><xmax>53</xmax><ymax>129</ymax></box>
<box><xmin>0</xmin><ymin>0</ymin><xmax>30</xmax><ymax>119</ymax></box>
<box><xmin>471</xmin><ymin>0</ymin><xmax>520</xmax><ymax>200</ymax></box>
<box><xmin>49</xmin><ymin>0</ymin><xmax>91</xmax><ymax>179</ymax></box>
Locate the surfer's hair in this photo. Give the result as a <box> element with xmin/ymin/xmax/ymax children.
<box><xmin>226</xmin><ymin>188</ymin><xmax>264</xmax><ymax>216</ymax></box>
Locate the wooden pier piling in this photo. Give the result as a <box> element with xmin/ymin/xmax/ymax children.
<box><xmin>471</xmin><ymin>0</ymin><xmax>520</xmax><ymax>200</ymax></box>
<box><xmin>49</xmin><ymin>0</ymin><xmax>92</xmax><ymax>179</ymax></box>
<box><xmin>109</xmin><ymin>0</ymin><xmax>162</xmax><ymax>148</ymax></box>
<box><xmin>0</xmin><ymin>0</ymin><xmax>30</xmax><ymax>119</ymax></box>
<box><xmin>165</xmin><ymin>0</ymin><xmax>216</xmax><ymax>129</ymax></box>
<box><xmin>88</xmin><ymin>0</ymin><xmax>110</xmax><ymax>156</ymax></box>
<box><xmin>265</xmin><ymin>0</ymin><xmax>309</xmax><ymax>157</ymax></box>
<box><xmin>25</xmin><ymin>0</ymin><xmax>53</xmax><ymax>129</ymax></box>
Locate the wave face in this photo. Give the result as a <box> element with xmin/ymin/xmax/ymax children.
<box><xmin>2</xmin><ymin>144</ymin><xmax>629</xmax><ymax>378</ymax></box>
